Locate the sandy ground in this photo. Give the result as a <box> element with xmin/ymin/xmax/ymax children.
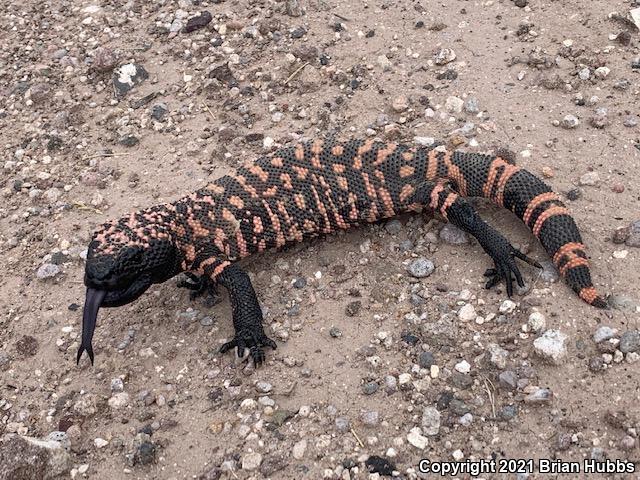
<box><xmin>0</xmin><ymin>0</ymin><xmax>639</xmax><ymax>479</ymax></box>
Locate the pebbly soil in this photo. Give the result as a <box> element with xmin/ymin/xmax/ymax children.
<box><xmin>0</xmin><ymin>0</ymin><xmax>639</xmax><ymax>479</ymax></box>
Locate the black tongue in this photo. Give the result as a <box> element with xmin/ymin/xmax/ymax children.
<box><xmin>77</xmin><ymin>288</ymin><xmax>106</xmax><ymax>365</ymax></box>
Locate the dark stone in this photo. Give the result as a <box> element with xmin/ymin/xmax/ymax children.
<box><xmin>151</xmin><ymin>103</ymin><xmax>168</xmax><ymax>122</ymax></box>
<box><xmin>436</xmin><ymin>391</ymin><xmax>454</xmax><ymax>410</ymax></box>
<box><xmin>133</xmin><ymin>441</ymin><xmax>156</xmax><ymax>465</ymax></box>
<box><xmin>401</xmin><ymin>332</ymin><xmax>420</xmax><ymax>346</ymax></box>
<box><xmin>619</xmin><ymin>331</ymin><xmax>640</xmax><ymax>353</ymax></box>
<box><xmin>208</xmin><ymin>63</ymin><xmax>235</xmax><ymax>84</ymax></box>
<box><xmin>514</xmin><ymin>0</ymin><xmax>528</xmax><ymax>6</ymax></box>
<box><xmin>418</xmin><ymin>351</ymin><xmax>436</xmax><ymax>369</ymax></box>
<box><xmin>15</xmin><ymin>335</ymin><xmax>38</xmax><ymax>356</ymax></box>
<box><xmin>415</xmin><ymin>21</ymin><xmax>425</xmax><ymax>28</ymax></box>
<box><xmin>50</xmin><ymin>252</ymin><xmax>69</xmax><ymax>265</ymax></box>
<box><xmin>113</xmin><ymin>64</ymin><xmax>149</xmax><ymax>97</ymax></box>
<box><xmin>566</xmin><ymin>188</ymin><xmax>582</xmax><ymax>201</ymax></box>
<box><xmin>450</xmin><ymin>372</ymin><xmax>473</xmax><ymax>390</ymax></box>
<box><xmin>199</xmin><ymin>467</ymin><xmax>222</xmax><ymax>480</ymax></box>
<box><xmin>47</xmin><ymin>136</ymin><xmax>63</xmax><ymax>151</ymax></box>
<box><xmin>292</xmin><ymin>277</ymin><xmax>306</xmax><ymax>289</ymax></box>
<box><xmin>182</xmin><ymin>11</ymin><xmax>213</xmax><ymax>33</ymax></box>
<box><xmin>245</xmin><ymin>132</ymin><xmax>264</xmax><ymax>143</ymax></box>
<box><xmin>449</xmin><ymin>398</ymin><xmax>471</xmax><ymax>415</ymax></box>
<box><xmin>437</xmin><ymin>69</ymin><xmax>458</xmax><ymax>80</ymax></box>
<box><xmin>365</xmin><ymin>30</ymin><xmax>375</xmax><ymax>38</ymax></box>
<box><xmin>119</xmin><ymin>135</ymin><xmax>139</xmax><ymax>147</ymax></box>
<box><xmin>290</xmin><ymin>26</ymin><xmax>306</xmax><ymax>38</ymax></box>
<box><xmin>259</xmin><ymin>454</ymin><xmax>288</xmax><ymax>476</ymax></box>
<box><xmin>68</xmin><ymin>303</ymin><xmax>80</xmax><ymax>311</ymax></box>
<box><xmin>267</xmin><ymin>409</ymin><xmax>296</xmax><ymax>429</ymax></box>
<box><xmin>588</xmin><ymin>356</ymin><xmax>604</xmax><ymax>372</ymax></box>
<box><xmin>208</xmin><ymin>387</ymin><xmax>224</xmax><ymax>403</ymax></box>
<box><xmin>362</xmin><ymin>382</ymin><xmax>379</xmax><ymax>395</ymax></box>
<box><xmin>345</xmin><ymin>301</ymin><xmax>361</xmax><ymax>317</ymax></box>
<box><xmin>365</xmin><ymin>455</ymin><xmax>396</xmax><ymax>476</ymax></box>
<box><xmin>499</xmin><ymin>404</ymin><xmax>518</xmax><ymax>420</ymax></box>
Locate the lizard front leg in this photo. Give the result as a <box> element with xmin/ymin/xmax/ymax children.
<box><xmin>211</xmin><ymin>263</ymin><xmax>277</xmax><ymax>366</ymax></box>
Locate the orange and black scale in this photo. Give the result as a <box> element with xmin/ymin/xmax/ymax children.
<box><xmin>90</xmin><ymin>138</ymin><xmax>607</xmax><ymax>308</ymax></box>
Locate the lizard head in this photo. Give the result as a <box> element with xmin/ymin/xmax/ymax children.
<box><xmin>78</xmin><ymin>210</ymin><xmax>183</xmax><ymax>365</ymax></box>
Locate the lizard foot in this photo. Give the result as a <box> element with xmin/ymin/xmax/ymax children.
<box><xmin>478</xmin><ymin>231</ymin><xmax>542</xmax><ymax>297</ymax></box>
<box><xmin>220</xmin><ymin>329</ymin><xmax>277</xmax><ymax>367</ymax></box>
<box><xmin>177</xmin><ymin>272</ymin><xmax>221</xmax><ymax>306</ymax></box>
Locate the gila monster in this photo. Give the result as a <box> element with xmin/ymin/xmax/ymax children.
<box><xmin>79</xmin><ymin>138</ymin><xmax>608</xmax><ymax>365</ymax></box>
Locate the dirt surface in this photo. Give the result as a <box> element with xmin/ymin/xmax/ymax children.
<box><xmin>1</xmin><ymin>0</ymin><xmax>639</xmax><ymax>479</ymax></box>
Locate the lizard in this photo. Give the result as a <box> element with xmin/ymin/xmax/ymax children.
<box><xmin>78</xmin><ymin>138</ymin><xmax>608</xmax><ymax>366</ymax></box>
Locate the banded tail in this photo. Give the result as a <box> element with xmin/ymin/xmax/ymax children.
<box><xmin>448</xmin><ymin>151</ymin><xmax>607</xmax><ymax>308</ymax></box>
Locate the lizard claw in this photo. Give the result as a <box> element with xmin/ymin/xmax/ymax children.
<box><xmin>177</xmin><ymin>273</ymin><xmax>221</xmax><ymax>305</ymax></box>
<box><xmin>478</xmin><ymin>230</ymin><xmax>541</xmax><ymax>297</ymax></box>
<box><xmin>220</xmin><ymin>330</ymin><xmax>277</xmax><ymax>367</ymax></box>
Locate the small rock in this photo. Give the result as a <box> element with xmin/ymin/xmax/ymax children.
<box><xmin>579</xmin><ymin>171</ymin><xmax>600</xmax><ymax>186</ymax></box>
<box><xmin>594</xmin><ymin>66</ymin><xmax>610</xmax><ymax>79</ymax></box>
<box><xmin>286</xmin><ymin>0</ymin><xmax>303</xmax><ymax>17</ymax></box>
<box><xmin>444</xmin><ymin>96</ymin><xmax>464</xmax><ymax>113</ymax></box>
<box><xmin>392</xmin><ymin>95</ymin><xmax>409</xmax><ymax>113</ymax></box>
<box><xmin>377</xmin><ymin>55</ymin><xmax>392</xmax><ymax>72</ymax></box>
<box><xmin>110</xmin><ymin>378</ymin><xmax>124</xmax><ymax>392</ymax></box>
<box><xmin>625</xmin><ymin>220</ymin><xmax>640</xmax><ymax>247</ymax></box>
<box><xmin>345</xmin><ymin>301</ymin><xmax>361</xmax><ymax>317</ymax></box>
<box><xmin>593</xmin><ymin>326</ymin><xmax>618</xmax><ymax>343</ymax></box>
<box><xmin>414</xmin><ymin>136</ymin><xmax>436</xmax><ymax>147</ymax></box>
<box><xmin>255</xmin><ymin>381</ymin><xmax>272</xmax><ymax>393</ymax></box>
<box><xmin>524</xmin><ymin>387</ymin><xmax>553</xmax><ymax>403</ymax></box>
<box><xmin>108</xmin><ymin>392</ymin><xmax>130</xmax><ymax>409</ymax></box>
<box><xmin>92</xmin><ymin>47</ymin><xmax>118</xmax><ymax>72</ymax></box>
<box><xmin>498</xmin><ymin>370</ymin><xmax>517</xmax><ymax>390</ymax></box>
<box><xmin>292</xmin><ymin>439</ymin><xmax>307</xmax><ymax>460</ymax></box>
<box><xmin>533</xmin><ymin>330</ymin><xmax>568</xmax><ymax>364</ymax></box>
<box><xmin>365</xmin><ymin>456</ymin><xmax>396</xmax><ymax>476</ymax></box>
<box><xmin>439</xmin><ymin>223</ymin><xmax>468</xmax><ymax>244</ymax></box>
<box><xmin>458</xmin><ymin>303</ymin><xmax>476</xmax><ymax>321</ymax></box>
<box><xmin>151</xmin><ymin>103</ymin><xmax>168</xmax><ymax>122</ymax></box>
<box><xmin>113</xmin><ymin>64</ymin><xmax>149</xmax><ymax>97</ymax></box>
<box><xmin>589</xmin><ymin>108</ymin><xmax>609</xmax><ymax>129</ymax></box>
<box><xmin>407</xmin><ymin>428</ymin><xmax>428</xmax><ymax>450</ymax></box>
<box><xmin>418</xmin><ymin>351</ymin><xmax>436</xmax><ymax>369</ymax></box>
<box><xmin>421</xmin><ymin>407</ymin><xmax>441</xmax><ymax>435</ymax></box>
<box><xmin>464</xmin><ymin>97</ymin><xmax>480</xmax><ymax>114</ymax></box>
<box><xmin>385</xmin><ymin>219</ymin><xmax>402</xmax><ymax>234</ymax></box>
<box><xmin>37</xmin><ymin>263</ymin><xmax>61</xmax><ymax>279</ymax></box>
<box><xmin>361</xmin><ymin>411</ymin><xmax>379</xmax><ymax>426</ymax></box>
<box><xmin>455</xmin><ymin>360</ymin><xmax>471</xmax><ymax>374</ymax></box>
<box><xmin>619</xmin><ymin>331</ymin><xmax>640</xmax><ymax>354</ymax></box>
<box><xmin>527</xmin><ymin>311</ymin><xmax>546</xmax><ymax>332</ymax></box>
<box><xmin>407</xmin><ymin>258</ymin><xmax>434</xmax><ymax>278</ymax></box>
<box><xmin>362</xmin><ymin>382</ymin><xmax>378</xmax><ymax>395</ymax></box>
<box><xmin>434</xmin><ymin>48</ymin><xmax>456</xmax><ymax>65</ymax></box>
<box><xmin>561</xmin><ymin>114</ymin><xmax>580</xmax><ymax>129</ymax></box>
<box><xmin>539</xmin><ymin>260</ymin><xmax>560</xmax><ymax>283</ymax></box>
<box><xmin>487</xmin><ymin>343</ymin><xmax>508</xmax><ymax>369</ymax></box>
<box><xmin>182</xmin><ymin>11</ymin><xmax>213</xmax><ymax>33</ymax></box>
<box><xmin>94</xmin><ymin>438</ymin><xmax>109</xmax><ymax>448</ymax></box>
<box><xmin>499</xmin><ymin>299</ymin><xmax>517</xmax><ymax>314</ymax></box>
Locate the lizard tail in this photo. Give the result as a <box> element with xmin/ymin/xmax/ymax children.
<box><xmin>449</xmin><ymin>152</ymin><xmax>608</xmax><ymax>308</ymax></box>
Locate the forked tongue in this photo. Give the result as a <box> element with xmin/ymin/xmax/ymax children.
<box><xmin>77</xmin><ymin>288</ymin><xmax>106</xmax><ymax>365</ymax></box>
